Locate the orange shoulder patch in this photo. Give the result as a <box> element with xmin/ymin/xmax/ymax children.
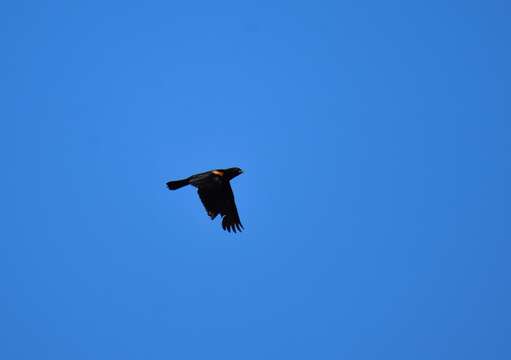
<box><xmin>212</xmin><ymin>170</ymin><xmax>224</xmax><ymax>176</ymax></box>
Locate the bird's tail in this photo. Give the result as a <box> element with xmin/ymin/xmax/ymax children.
<box><xmin>166</xmin><ymin>178</ymin><xmax>190</xmax><ymax>190</ymax></box>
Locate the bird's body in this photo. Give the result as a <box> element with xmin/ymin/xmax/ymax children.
<box><xmin>166</xmin><ymin>167</ymin><xmax>244</xmax><ymax>233</ymax></box>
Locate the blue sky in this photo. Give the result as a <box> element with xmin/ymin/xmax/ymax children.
<box><xmin>2</xmin><ymin>1</ymin><xmax>510</xmax><ymax>359</ymax></box>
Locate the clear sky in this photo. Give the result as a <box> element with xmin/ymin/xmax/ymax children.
<box><xmin>2</xmin><ymin>1</ymin><xmax>510</xmax><ymax>359</ymax></box>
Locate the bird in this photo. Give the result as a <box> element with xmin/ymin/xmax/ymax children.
<box><xmin>166</xmin><ymin>167</ymin><xmax>244</xmax><ymax>233</ymax></box>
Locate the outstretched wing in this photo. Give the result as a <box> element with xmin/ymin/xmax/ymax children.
<box><xmin>219</xmin><ymin>182</ymin><xmax>244</xmax><ymax>233</ymax></box>
<box><xmin>197</xmin><ymin>182</ymin><xmax>243</xmax><ymax>233</ymax></box>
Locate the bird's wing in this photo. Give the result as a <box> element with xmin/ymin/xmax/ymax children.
<box><xmin>197</xmin><ymin>182</ymin><xmax>243</xmax><ymax>233</ymax></box>
<box><xmin>219</xmin><ymin>182</ymin><xmax>244</xmax><ymax>233</ymax></box>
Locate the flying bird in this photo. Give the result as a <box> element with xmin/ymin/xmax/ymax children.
<box><xmin>166</xmin><ymin>167</ymin><xmax>244</xmax><ymax>233</ymax></box>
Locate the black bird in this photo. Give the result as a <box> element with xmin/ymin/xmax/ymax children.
<box><xmin>166</xmin><ymin>167</ymin><xmax>244</xmax><ymax>233</ymax></box>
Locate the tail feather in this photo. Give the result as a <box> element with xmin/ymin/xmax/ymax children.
<box><xmin>166</xmin><ymin>178</ymin><xmax>189</xmax><ymax>190</ymax></box>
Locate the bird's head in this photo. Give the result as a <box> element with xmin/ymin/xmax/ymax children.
<box><xmin>224</xmin><ymin>167</ymin><xmax>244</xmax><ymax>180</ymax></box>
